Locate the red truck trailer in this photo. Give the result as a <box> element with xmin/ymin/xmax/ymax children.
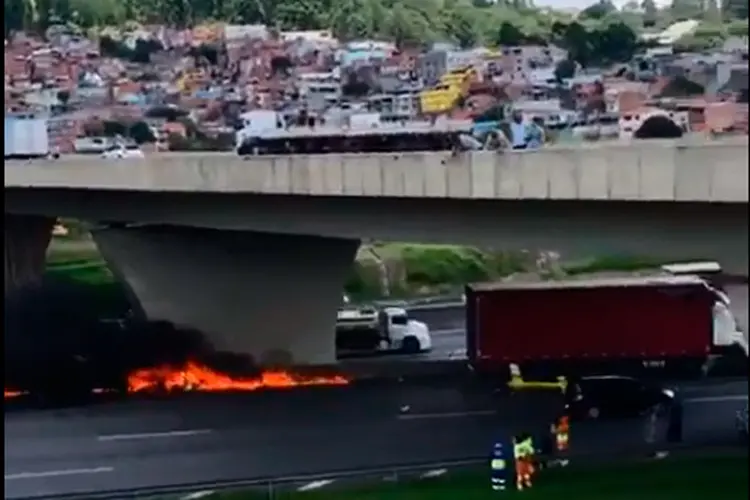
<box><xmin>466</xmin><ymin>275</ymin><xmax>720</xmax><ymax>382</ymax></box>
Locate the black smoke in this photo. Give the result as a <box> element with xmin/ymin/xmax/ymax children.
<box><xmin>4</xmin><ymin>277</ymin><xmax>257</xmax><ymax>407</ymax></box>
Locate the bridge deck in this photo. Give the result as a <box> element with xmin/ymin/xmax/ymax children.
<box><xmin>5</xmin><ymin>139</ymin><xmax>748</xmax><ymax>203</ymax></box>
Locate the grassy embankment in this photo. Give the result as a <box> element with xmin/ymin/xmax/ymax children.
<box><xmin>47</xmin><ymin>236</ymin><xmax>692</xmax><ymax>305</ymax></box>
<box><xmin>45</xmin><ymin>237</ymin><xmax>129</xmax><ymax>316</ymax></box>
<box><xmin>205</xmin><ymin>455</ymin><xmax>749</xmax><ymax>500</ymax></box>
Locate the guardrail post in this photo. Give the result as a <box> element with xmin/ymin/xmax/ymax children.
<box><xmin>267</xmin><ymin>479</ymin><xmax>275</xmax><ymax>500</ymax></box>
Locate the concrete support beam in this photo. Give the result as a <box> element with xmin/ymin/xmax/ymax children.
<box><xmin>92</xmin><ymin>226</ymin><xmax>359</xmax><ymax>366</ymax></box>
<box><xmin>4</xmin><ymin>215</ymin><xmax>54</xmax><ymax>294</ymax></box>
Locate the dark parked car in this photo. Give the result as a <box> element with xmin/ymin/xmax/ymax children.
<box><xmin>564</xmin><ymin>375</ymin><xmax>676</xmax><ymax>420</ymax></box>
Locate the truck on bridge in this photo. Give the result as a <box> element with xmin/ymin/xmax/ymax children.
<box><xmin>234</xmin><ymin>110</ymin><xmax>471</xmax><ymax>155</ymax></box>
<box><xmin>465</xmin><ymin>275</ymin><xmax>746</xmax><ymax>382</ymax></box>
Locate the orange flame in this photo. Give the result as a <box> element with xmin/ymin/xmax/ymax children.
<box><xmin>4</xmin><ymin>361</ymin><xmax>349</xmax><ymax>399</ymax></box>
<box><xmin>127</xmin><ymin>361</ymin><xmax>349</xmax><ymax>393</ymax></box>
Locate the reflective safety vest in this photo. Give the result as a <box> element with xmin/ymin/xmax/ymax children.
<box><xmin>492</xmin><ymin>441</ymin><xmax>507</xmax><ymax>471</ymax></box>
<box><xmin>558</xmin><ymin>416</ymin><xmax>570</xmax><ymax>433</ymax></box>
<box><xmin>514</xmin><ymin>438</ymin><xmax>535</xmax><ymax>459</ymax></box>
<box><xmin>522</xmin><ymin>438</ymin><xmax>535</xmax><ymax>456</ymax></box>
<box><xmin>556</xmin><ymin>417</ymin><xmax>570</xmax><ymax>451</ymax></box>
<box><xmin>491</xmin><ymin>458</ymin><xmax>507</xmax><ymax>471</ymax></box>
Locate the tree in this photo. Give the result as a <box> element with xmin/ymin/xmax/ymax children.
<box><xmin>444</xmin><ymin>4</ymin><xmax>480</xmax><ymax>48</ymax></box>
<box><xmin>580</xmin><ymin>0</ymin><xmax>616</xmax><ymax>21</ymax></box>
<box><xmin>560</xmin><ymin>21</ymin><xmax>591</xmax><ymax>67</ymax></box>
<box><xmin>102</xmin><ymin>120</ymin><xmax>128</xmax><ymax>137</ymax></box>
<box><xmin>494</xmin><ymin>21</ymin><xmax>525</xmax><ymax>46</ymax></box>
<box><xmin>386</xmin><ymin>4</ymin><xmax>431</xmax><ymax>48</ymax></box>
<box><xmin>129</xmin><ymin>121</ymin><xmax>156</xmax><ymax>144</ymax></box>
<box><xmin>722</xmin><ymin>0</ymin><xmax>748</xmax><ymax>19</ymax></box>
<box><xmin>704</xmin><ymin>0</ymin><xmax>721</xmax><ymax>23</ymax></box>
<box><xmin>553</xmin><ymin>58</ymin><xmax>576</xmax><ymax>81</ymax></box>
<box><xmin>0</xmin><ymin>0</ymin><xmax>659</xmax><ymax>50</ymax></box>
<box><xmin>670</xmin><ymin>0</ymin><xmax>703</xmax><ymax>20</ymax></box>
<box><xmin>593</xmin><ymin>21</ymin><xmax>638</xmax><ymax>64</ymax></box>
<box><xmin>641</xmin><ymin>0</ymin><xmax>658</xmax><ymax>26</ymax></box>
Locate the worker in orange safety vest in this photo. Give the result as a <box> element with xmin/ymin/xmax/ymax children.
<box><xmin>513</xmin><ymin>434</ymin><xmax>536</xmax><ymax>490</ymax></box>
<box><xmin>555</xmin><ymin>415</ymin><xmax>570</xmax><ymax>453</ymax></box>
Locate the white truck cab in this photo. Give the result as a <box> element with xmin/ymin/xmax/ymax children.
<box><xmin>711</xmin><ymin>292</ymin><xmax>747</xmax><ymax>355</ymax></box>
<box><xmin>235</xmin><ymin>110</ymin><xmax>287</xmax><ymax>154</ymax></box>
<box><xmin>661</xmin><ymin>261</ymin><xmax>747</xmax><ymax>355</ymax></box>
<box><xmin>335</xmin><ymin>306</ymin><xmax>432</xmax><ymax>355</ymax></box>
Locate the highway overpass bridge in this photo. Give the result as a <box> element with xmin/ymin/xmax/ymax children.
<box><xmin>5</xmin><ymin>138</ymin><xmax>749</xmax><ymax>366</ymax></box>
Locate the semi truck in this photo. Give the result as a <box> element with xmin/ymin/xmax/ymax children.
<box><xmin>465</xmin><ymin>275</ymin><xmax>746</xmax><ymax>382</ymax></box>
<box><xmin>335</xmin><ymin>306</ymin><xmax>432</xmax><ymax>356</ymax></box>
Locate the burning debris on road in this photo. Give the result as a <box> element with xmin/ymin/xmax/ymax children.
<box><xmin>4</xmin><ymin>278</ymin><xmax>348</xmax><ymax>404</ymax></box>
<box><xmin>6</xmin><ymin>361</ymin><xmax>349</xmax><ymax>399</ymax></box>
<box><xmin>126</xmin><ymin>361</ymin><xmax>348</xmax><ymax>393</ymax></box>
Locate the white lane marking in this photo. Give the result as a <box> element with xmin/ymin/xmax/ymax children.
<box><xmin>430</xmin><ymin>328</ymin><xmax>465</xmax><ymax>337</ymax></box>
<box><xmin>181</xmin><ymin>491</ymin><xmax>215</xmax><ymax>500</ymax></box>
<box><xmin>421</xmin><ymin>469</ymin><xmax>447</xmax><ymax>478</ymax></box>
<box><xmin>297</xmin><ymin>479</ymin><xmax>335</xmax><ymax>491</ymax></box>
<box><xmin>97</xmin><ymin>429</ymin><xmax>213</xmax><ymax>442</ymax></box>
<box><xmin>686</xmin><ymin>395</ymin><xmax>748</xmax><ymax>403</ymax></box>
<box><xmin>398</xmin><ymin>410</ymin><xmax>495</xmax><ymax>421</ymax></box>
<box><xmin>5</xmin><ymin>467</ymin><xmax>114</xmax><ymax>481</ymax></box>
<box><xmin>447</xmin><ymin>348</ymin><xmax>467</xmax><ymax>359</ymax></box>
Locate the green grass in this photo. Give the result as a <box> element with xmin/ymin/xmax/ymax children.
<box><xmin>44</xmin><ymin>235</ymin><xmax>707</xmax><ymax>301</ymax></box>
<box><xmin>45</xmin><ymin>239</ymin><xmax>130</xmax><ymax>316</ymax></box>
<box><xmin>46</xmin><ymin>238</ymin><xmax>101</xmax><ymax>264</ymax></box>
<box><xmin>46</xmin><ymin>260</ymin><xmax>113</xmax><ymax>285</ymax></box>
<box><xmin>562</xmin><ymin>255</ymin><xmax>708</xmax><ymax>276</ymax></box>
<box><xmin>206</xmin><ymin>455</ymin><xmax>748</xmax><ymax>500</ymax></box>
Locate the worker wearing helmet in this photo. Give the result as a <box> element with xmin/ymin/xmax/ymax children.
<box><xmin>490</xmin><ymin>440</ymin><xmax>509</xmax><ymax>491</ymax></box>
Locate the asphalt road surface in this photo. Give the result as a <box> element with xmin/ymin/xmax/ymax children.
<box><xmin>5</xmin><ymin>379</ymin><xmax>747</xmax><ymax>499</ymax></box>
<box><xmin>409</xmin><ymin>306</ymin><xmax>466</xmax><ymax>360</ymax></box>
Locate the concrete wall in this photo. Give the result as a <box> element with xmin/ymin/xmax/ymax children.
<box><xmin>92</xmin><ymin>227</ymin><xmax>359</xmax><ymax>366</ymax></box>
<box><xmin>8</xmin><ymin>190</ymin><xmax>748</xmax><ymax>275</ymax></box>
<box><xmin>4</xmin><ymin>215</ymin><xmax>54</xmax><ymax>294</ymax></box>
<box><xmin>5</xmin><ymin>139</ymin><xmax>748</xmax><ymax>203</ymax></box>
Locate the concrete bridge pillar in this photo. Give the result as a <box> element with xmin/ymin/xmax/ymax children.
<box><xmin>4</xmin><ymin>215</ymin><xmax>54</xmax><ymax>295</ymax></box>
<box><xmin>92</xmin><ymin>226</ymin><xmax>359</xmax><ymax>366</ymax></box>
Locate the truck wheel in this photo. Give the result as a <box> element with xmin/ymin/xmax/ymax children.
<box><xmin>402</xmin><ymin>337</ymin><xmax>421</xmax><ymax>354</ymax></box>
